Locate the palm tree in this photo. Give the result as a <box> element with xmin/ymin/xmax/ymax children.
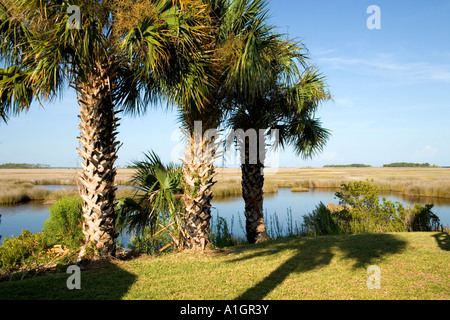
<box><xmin>178</xmin><ymin>108</ymin><xmax>221</xmax><ymax>252</ymax></box>
<box><xmin>0</xmin><ymin>0</ymin><xmax>212</xmax><ymax>258</ymax></box>
<box><xmin>227</xmin><ymin>37</ymin><xmax>331</xmax><ymax>244</ymax></box>
<box><xmin>174</xmin><ymin>0</ymin><xmax>284</xmax><ymax>252</ymax></box>
<box><xmin>116</xmin><ymin>151</ymin><xmax>185</xmax><ymax>251</ymax></box>
<box><xmin>117</xmin><ymin>0</ymin><xmax>217</xmax><ymax>253</ymax></box>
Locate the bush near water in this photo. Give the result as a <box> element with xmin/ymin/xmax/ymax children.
<box><xmin>0</xmin><ymin>197</ymin><xmax>83</xmax><ymax>278</ymax></box>
<box><xmin>302</xmin><ymin>180</ymin><xmax>442</xmax><ymax>236</ymax></box>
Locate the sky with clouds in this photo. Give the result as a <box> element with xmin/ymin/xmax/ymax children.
<box><xmin>0</xmin><ymin>0</ymin><xmax>449</xmax><ymax>168</ymax></box>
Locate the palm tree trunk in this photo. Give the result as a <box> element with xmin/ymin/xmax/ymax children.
<box><xmin>182</xmin><ymin>126</ymin><xmax>218</xmax><ymax>252</ymax></box>
<box><xmin>76</xmin><ymin>64</ymin><xmax>120</xmax><ymax>259</ymax></box>
<box><xmin>241</xmin><ymin>137</ymin><xmax>271</xmax><ymax>244</ymax></box>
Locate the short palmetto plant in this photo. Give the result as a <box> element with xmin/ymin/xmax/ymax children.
<box><xmin>0</xmin><ymin>0</ymin><xmax>213</xmax><ymax>258</ymax></box>
<box><xmin>116</xmin><ymin>151</ymin><xmax>186</xmax><ymax>251</ymax></box>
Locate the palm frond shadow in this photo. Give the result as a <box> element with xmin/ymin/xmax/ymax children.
<box><xmin>433</xmin><ymin>232</ymin><xmax>450</xmax><ymax>251</ymax></box>
<box><xmin>228</xmin><ymin>234</ymin><xmax>407</xmax><ymax>300</ymax></box>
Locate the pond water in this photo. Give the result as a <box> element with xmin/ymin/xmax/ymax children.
<box><xmin>1</xmin><ymin>187</ymin><xmax>449</xmax><ymax>246</ymax></box>
<box><xmin>212</xmin><ymin>188</ymin><xmax>450</xmax><ymax>239</ymax></box>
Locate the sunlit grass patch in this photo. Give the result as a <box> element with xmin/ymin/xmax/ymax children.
<box><xmin>0</xmin><ymin>232</ymin><xmax>448</xmax><ymax>300</ymax></box>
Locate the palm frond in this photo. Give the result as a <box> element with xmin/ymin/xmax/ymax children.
<box><xmin>0</xmin><ymin>66</ymin><xmax>34</xmax><ymax>123</ymax></box>
<box><xmin>225</xmin><ymin>25</ymin><xmax>332</xmax><ymax>161</ymax></box>
<box><xmin>119</xmin><ymin>150</ymin><xmax>184</xmax><ymax>236</ymax></box>
<box><xmin>287</xmin><ymin>117</ymin><xmax>331</xmax><ymax>159</ymax></box>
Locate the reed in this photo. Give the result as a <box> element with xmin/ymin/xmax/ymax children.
<box><xmin>212</xmin><ymin>178</ymin><xmax>242</xmax><ymax>198</ymax></box>
<box><xmin>0</xmin><ymin>181</ymin><xmax>50</xmax><ymax>205</ymax></box>
<box><xmin>42</xmin><ymin>188</ymin><xmax>79</xmax><ymax>205</ymax></box>
<box><xmin>0</xmin><ymin>181</ymin><xmax>136</xmax><ymax>205</ymax></box>
<box><xmin>32</xmin><ymin>178</ymin><xmax>76</xmax><ymax>186</ymax></box>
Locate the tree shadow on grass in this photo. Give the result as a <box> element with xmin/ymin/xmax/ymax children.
<box><xmin>432</xmin><ymin>232</ymin><xmax>450</xmax><ymax>251</ymax></box>
<box><xmin>0</xmin><ymin>260</ymin><xmax>137</xmax><ymax>300</ymax></box>
<box><xmin>230</xmin><ymin>233</ymin><xmax>407</xmax><ymax>300</ymax></box>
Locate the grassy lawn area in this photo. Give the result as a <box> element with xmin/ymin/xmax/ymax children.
<box><xmin>1</xmin><ymin>232</ymin><xmax>448</xmax><ymax>300</ymax></box>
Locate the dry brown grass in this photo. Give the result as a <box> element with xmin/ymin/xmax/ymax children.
<box><xmin>0</xmin><ymin>168</ymin><xmax>136</xmax><ymax>185</ymax></box>
<box><xmin>0</xmin><ymin>181</ymin><xmax>50</xmax><ymax>205</ymax></box>
<box><xmin>213</xmin><ymin>167</ymin><xmax>450</xmax><ymax>199</ymax></box>
<box><xmin>1</xmin><ymin>167</ymin><xmax>449</xmax><ymax>204</ymax></box>
<box><xmin>0</xmin><ymin>169</ymin><xmax>136</xmax><ymax>205</ymax></box>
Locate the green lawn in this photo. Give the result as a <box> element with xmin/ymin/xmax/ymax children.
<box><xmin>0</xmin><ymin>232</ymin><xmax>448</xmax><ymax>300</ymax></box>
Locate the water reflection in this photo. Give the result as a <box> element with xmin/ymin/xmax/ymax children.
<box><xmin>393</xmin><ymin>194</ymin><xmax>450</xmax><ymax>206</ymax></box>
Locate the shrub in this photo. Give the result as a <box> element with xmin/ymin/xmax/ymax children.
<box><xmin>333</xmin><ymin>180</ymin><xmax>441</xmax><ymax>234</ymax></box>
<box><xmin>0</xmin><ymin>230</ymin><xmax>77</xmax><ymax>279</ymax></box>
<box><xmin>399</xmin><ymin>204</ymin><xmax>442</xmax><ymax>232</ymax></box>
<box><xmin>43</xmin><ymin>196</ymin><xmax>84</xmax><ymax>250</ymax></box>
<box><xmin>0</xmin><ymin>196</ymin><xmax>83</xmax><ymax>278</ymax></box>
<box><xmin>0</xmin><ymin>230</ymin><xmax>47</xmax><ymax>275</ymax></box>
<box><xmin>303</xmin><ymin>180</ymin><xmax>443</xmax><ymax>236</ymax></box>
<box><xmin>334</xmin><ymin>180</ymin><xmax>380</xmax><ymax>220</ymax></box>
<box><xmin>302</xmin><ymin>202</ymin><xmax>342</xmax><ymax>236</ymax></box>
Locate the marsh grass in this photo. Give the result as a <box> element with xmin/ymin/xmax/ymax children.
<box><xmin>264</xmin><ymin>208</ymin><xmax>304</xmax><ymax>240</ymax></box>
<box><xmin>213</xmin><ymin>167</ymin><xmax>450</xmax><ymax>200</ymax></box>
<box><xmin>0</xmin><ymin>181</ymin><xmax>50</xmax><ymax>205</ymax></box>
<box><xmin>0</xmin><ymin>180</ymin><xmax>136</xmax><ymax>205</ymax></box>
<box><xmin>2</xmin><ymin>167</ymin><xmax>450</xmax><ymax>203</ymax></box>
<box><xmin>210</xmin><ymin>213</ymin><xmax>247</xmax><ymax>248</ymax></box>
<box><xmin>32</xmin><ymin>179</ymin><xmax>75</xmax><ymax>185</ymax></box>
<box><xmin>212</xmin><ymin>178</ymin><xmax>242</xmax><ymax>198</ymax></box>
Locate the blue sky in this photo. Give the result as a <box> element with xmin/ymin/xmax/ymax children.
<box><xmin>1</xmin><ymin>0</ymin><xmax>449</xmax><ymax>168</ymax></box>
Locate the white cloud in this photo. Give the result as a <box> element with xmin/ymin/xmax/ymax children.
<box><xmin>317</xmin><ymin>54</ymin><xmax>450</xmax><ymax>84</ymax></box>
<box><xmin>334</xmin><ymin>98</ymin><xmax>355</xmax><ymax>108</ymax></box>
<box><xmin>319</xmin><ymin>151</ymin><xmax>339</xmax><ymax>162</ymax></box>
<box><xmin>411</xmin><ymin>145</ymin><xmax>438</xmax><ymax>162</ymax></box>
<box><xmin>423</xmin><ymin>145</ymin><xmax>437</xmax><ymax>152</ymax></box>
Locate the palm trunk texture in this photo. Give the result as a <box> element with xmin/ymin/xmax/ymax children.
<box><xmin>76</xmin><ymin>63</ymin><xmax>120</xmax><ymax>259</ymax></box>
<box><xmin>241</xmin><ymin>137</ymin><xmax>271</xmax><ymax>244</ymax></box>
<box><xmin>182</xmin><ymin>129</ymin><xmax>219</xmax><ymax>252</ymax></box>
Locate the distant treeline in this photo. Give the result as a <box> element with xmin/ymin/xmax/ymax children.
<box><xmin>383</xmin><ymin>162</ymin><xmax>439</xmax><ymax>168</ymax></box>
<box><xmin>0</xmin><ymin>163</ymin><xmax>51</xmax><ymax>169</ymax></box>
<box><xmin>324</xmin><ymin>164</ymin><xmax>372</xmax><ymax>168</ymax></box>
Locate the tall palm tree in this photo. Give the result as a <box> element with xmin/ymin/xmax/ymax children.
<box><xmin>227</xmin><ymin>37</ymin><xmax>331</xmax><ymax>244</ymax></box>
<box><xmin>119</xmin><ymin>0</ymin><xmax>217</xmax><ymax>253</ymax></box>
<box><xmin>174</xmin><ymin>0</ymin><xmax>281</xmax><ymax>252</ymax></box>
<box><xmin>0</xmin><ymin>0</ymin><xmax>212</xmax><ymax>258</ymax></box>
